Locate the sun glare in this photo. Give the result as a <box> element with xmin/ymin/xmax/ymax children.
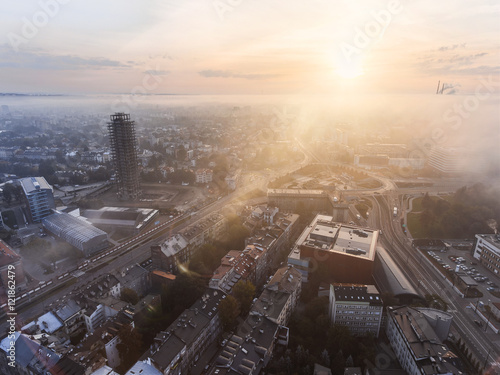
<box><xmin>336</xmin><ymin>60</ymin><xmax>364</xmax><ymax>79</ymax></box>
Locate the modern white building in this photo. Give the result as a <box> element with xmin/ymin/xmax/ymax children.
<box><xmin>20</xmin><ymin>176</ymin><xmax>55</xmax><ymax>222</ymax></box>
<box><xmin>473</xmin><ymin>234</ymin><xmax>500</xmax><ymax>275</ymax></box>
<box><xmin>329</xmin><ymin>284</ymin><xmax>383</xmax><ymax>337</ymax></box>
<box><xmin>427</xmin><ymin>146</ymin><xmax>460</xmax><ymax>174</ymax></box>
<box><xmin>386</xmin><ymin>306</ymin><xmax>460</xmax><ymax>375</ymax></box>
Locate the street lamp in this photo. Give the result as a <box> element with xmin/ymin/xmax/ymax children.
<box><xmin>483</xmin><ymin>348</ymin><xmax>493</xmax><ymax>372</ymax></box>
<box><xmin>484</xmin><ymin>299</ymin><xmax>492</xmax><ymax>332</ymax></box>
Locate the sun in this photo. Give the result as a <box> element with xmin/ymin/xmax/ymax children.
<box><xmin>332</xmin><ymin>51</ymin><xmax>365</xmax><ymax>79</ymax></box>
<box><xmin>336</xmin><ymin>59</ymin><xmax>364</xmax><ymax>79</ymax></box>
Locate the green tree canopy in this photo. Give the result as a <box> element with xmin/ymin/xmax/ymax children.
<box><xmin>117</xmin><ymin>324</ymin><xmax>143</xmax><ymax>373</ymax></box>
<box><xmin>218</xmin><ymin>295</ymin><xmax>240</xmax><ymax>332</ymax></box>
<box><xmin>233</xmin><ymin>280</ymin><xmax>255</xmax><ymax>316</ymax></box>
<box><xmin>121</xmin><ymin>288</ymin><xmax>140</xmax><ymax>305</ymax></box>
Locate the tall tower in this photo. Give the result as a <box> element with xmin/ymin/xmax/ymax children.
<box><xmin>107</xmin><ymin>113</ymin><xmax>141</xmax><ymax>200</ymax></box>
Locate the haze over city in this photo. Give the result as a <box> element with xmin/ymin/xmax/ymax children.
<box><xmin>0</xmin><ymin>0</ymin><xmax>499</xmax><ymax>95</ymax></box>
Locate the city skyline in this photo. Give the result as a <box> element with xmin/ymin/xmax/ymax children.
<box><xmin>0</xmin><ymin>0</ymin><xmax>498</xmax><ymax>95</ymax></box>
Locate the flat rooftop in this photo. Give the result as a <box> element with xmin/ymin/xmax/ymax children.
<box><xmin>476</xmin><ymin>233</ymin><xmax>500</xmax><ymax>251</ymax></box>
<box><xmin>296</xmin><ymin>215</ymin><xmax>378</xmax><ymax>261</ymax></box>
<box><xmin>268</xmin><ymin>188</ymin><xmax>327</xmax><ymax>197</ymax></box>
<box><xmin>332</xmin><ymin>284</ymin><xmax>382</xmax><ymax>306</ymax></box>
<box><xmin>20</xmin><ymin>176</ymin><xmax>52</xmax><ymax>194</ymax></box>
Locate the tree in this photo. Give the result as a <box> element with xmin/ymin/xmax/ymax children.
<box><xmin>2</xmin><ymin>183</ymin><xmax>14</xmax><ymax>204</ymax></box>
<box><xmin>332</xmin><ymin>350</ymin><xmax>345</xmax><ymax>375</ymax></box>
<box><xmin>38</xmin><ymin>160</ymin><xmax>56</xmax><ymax>178</ymax></box>
<box><xmin>176</xmin><ymin>146</ymin><xmax>187</xmax><ymax>161</ymax></box>
<box><xmin>55</xmin><ymin>150</ymin><xmax>66</xmax><ymax>164</ymax></box>
<box><xmin>189</xmin><ymin>244</ymin><xmax>227</xmax><ymax>276</ymax></box>
<box><xmin>218</xmin><ymin>295</ymin><xmax>240</xmax><ymax>331</ymax></box>
<box><xmin>346</xmin><ymin>354</ymin><xmax>354</xmax><ymax>367</ymax></box>
<box><xmin>320</xmin><ymin>349</ymin><xmax>330</xmax><ymax>368</ymax></box>
<box><xmin>0</xmin><ymin>228</ymin><xmax>13</xmax><ymax>241</ymax></box>
<box><xmin>226</xmin><ymin>223</ymin><xmax>250</xmax><ymax>250</ymax></box>
<box><xmin>121</xmin><ymin>288</ymin><xmax>140</xmax><ymax>305</ymax></box>
<box><xmin>161</xmin><ymin>273</ymin><xmax>206</xmax><ymax>315</ymax></box>
<box><xmin>421</xmin><ymin>193</ymin><xmax>433</xmax><ymax>210</ymax></box>
<box><xmin>304</xmin><ymin>296</ymin><xmax>328</xmax><ymax>320</ymax></box>
<box><xmin>233</xmin><ymin>280</ymin><xmax>255</xmax><ymax>316</ymax></box>
<box><xmin>117</xmin><ymin>324</ymin><xmax>143</xmax><ymax>373</ymax></box>
<box><xmin>13</xmin><ymin>185</ymin><xmax>23</xmax><ymax>202</ymax></box>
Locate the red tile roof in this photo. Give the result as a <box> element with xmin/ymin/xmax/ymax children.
<box><xmin>0</xmin><ymin>240</ymin><xmax>20</xmax><ymax>267</ymax></box>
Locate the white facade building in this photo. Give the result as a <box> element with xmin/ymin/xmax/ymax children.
<box><xmin>473</xmin><ymin>234</ymin><xmax>500</xmax><ymax>275</ymax></box>
<box><xmin>427</xmin><ymin>146</ymin><xmax>460</xmax><ymax>174</ymax></box>
<box><xmin>20</xmin><ymin>176</ymin><xmax>55</xmax><ymax>223</ymax></box>
<box><xmin>329</xmin><ymin>284</ymin><xmax>383</xmax><ymax>337</ymax></box>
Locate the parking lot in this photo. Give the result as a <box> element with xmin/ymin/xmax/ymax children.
<box><xmin>425</xmin><ymin>247</ymin><xmax>500</xmax><ymax>299</ymax></box>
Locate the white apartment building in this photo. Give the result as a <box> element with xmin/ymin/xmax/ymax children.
<box><xmin>195</xmin><ymin>168</ymin><xmax>213</xmax><ymax>184</ymax></box>
<box><xmin>473</xmin><ymin>234</ymin><xmax>500</xmax><ymax>275</ymax></box>
<box><xmin>329</xmin><ymin>284</ymin><xmax>383</xmax><ymax>337</ymax></box>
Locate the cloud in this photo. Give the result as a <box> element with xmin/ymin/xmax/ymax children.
<box><xmin>417</xmin><ymin>47</ymin><xmax>492</xmax><ymax>76</ymax></box>
<box><xmin>0</xmin><ymin>45</ymin><xmax>133</xmax><ymax>70</ymax></box>
<box><xmin>143</xmin><ymin>69</ymin><xmax>170</xmax><ymax>76</ymax></box>
<box><xmin>198</xmin><ymin>69</ymin><xmax>281</xmax><ymax>80</ymax></box>
<box><xmin>424</xmin><ymin>64</ymin><xmax>499</xmax><ymax>77</ymax></box>
<box><xmin>437</xmin><ymin>43</ymin><xmax>466</xmax><ymax>52</ymax></box>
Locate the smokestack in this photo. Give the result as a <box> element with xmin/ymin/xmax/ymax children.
<box><xmin>436</xmin><ymin>81</ymin><xmax>440</xmax><ymax>94</ymax></box>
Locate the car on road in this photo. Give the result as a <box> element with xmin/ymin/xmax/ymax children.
<box><xmin>474</xmin><ymin>320</ymin><xmax>483</xmax><ymax>327</ymax></box>
<box><xmin>487</xmin><ymin>287</ymin><xmax>497</xmax><ymax>292</ymax></box>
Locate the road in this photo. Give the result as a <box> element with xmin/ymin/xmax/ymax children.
<box><xmin>296</xmin><ymin>138</ymin><xmax>499</xmax><ymax>369</ymax></box>
<box><xmin>372</xmin><ymin>192</ymin><xmax>498</xmax><ymax>370</ymax></box>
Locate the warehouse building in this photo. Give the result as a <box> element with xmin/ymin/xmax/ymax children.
<box><xmin>43</xmin><ymin>211</ymin><xmax>109</xmax><ymax>257</ymax></box>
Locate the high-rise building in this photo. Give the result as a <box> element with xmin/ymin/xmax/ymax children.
<box><xmin>427</xmin><ymin>146</ymin><xmax>460</xmax><ymax>174</ymax></box>
<box><xmin>107</xmin><ymin>113</ymin><xmax>141</xmax><ymax>200</ymax></box>
<box><xmin>20</xmin><ymin>176</ymin><xmax>55</xmax><ymax>223</ymax></box>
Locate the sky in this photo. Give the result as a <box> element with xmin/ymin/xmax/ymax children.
<box><xmin>0</xmin><ymin>0</ymin><xmax>499</xmax><ymax>95</ymax></box>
